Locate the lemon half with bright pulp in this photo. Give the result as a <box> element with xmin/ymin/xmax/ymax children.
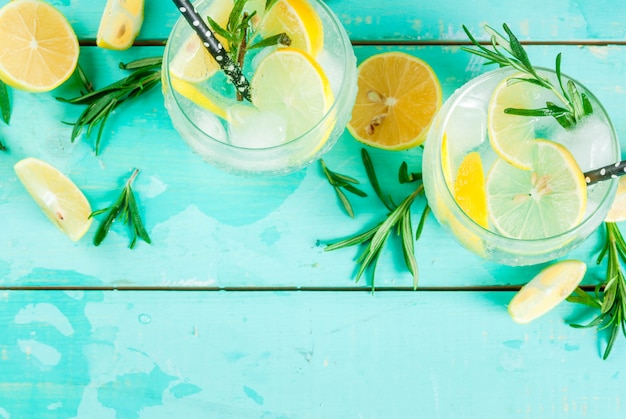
<box><xmin>0</xmin><ymin>0</ymin><xmax>79</xmax><ymax>92</ymax></box>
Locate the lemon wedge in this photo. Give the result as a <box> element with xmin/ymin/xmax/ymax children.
<box><xmin>454</xmin><ymin>151</ymin><xmax>488</xmax><ymax>228</ymax></box>
<box><xmin>509</xmin><ymin>259</ymin><xmax>586</xmax><ymax>323</ymax></box>
<box><xmin>0</xmin><ymin>0</ymin><xmax>79</xmax><ymax>92</ymax></box>
<box><xmin>14</xmin><ymin>158</ymin><xmax>93</xmax><ymax>242</ymax></box>
<box><xmin>606</xmin><ymin>176</ymin><xmax>626</xmax><ymax>222</ymax></box>
<box><xmin>97</xmin><ymin>0</ymin><xmax>145</xmax><ymax>50</ymax></box>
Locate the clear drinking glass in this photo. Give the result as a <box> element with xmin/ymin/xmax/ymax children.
<box><xmin>162</xmin><ymin>0</ymin><xmax>358</xmax><ymax>175</ymax></box>
<box><xmin>422</xmin><ymin>67</ymin><xmax>620</xmax><ymax>265</ymax></box>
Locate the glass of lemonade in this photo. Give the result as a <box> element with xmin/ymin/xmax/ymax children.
<box><xmin>162</xmin><ymin>0</ymin><xmax>358</xmax><ymax>175</ymax></box>
<box><xmin>422</xmin><ymin>67</ymin><xmax>620</xmax><ymax>265</ymax></box>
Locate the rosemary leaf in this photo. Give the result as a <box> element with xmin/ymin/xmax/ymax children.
<box><xmin>362</xmin><ymin>148</ymin><xmax>394</xmax><ymax>210</ymax></box>
<box><xmin>320</xmin><ymin>159</ymin><xmax>367</xmax><ymax>217</ymax></box>
<box><xmin>0</xmin><ymin>80</ymin><xmax>11</xmax><ymax>124</ymax></box>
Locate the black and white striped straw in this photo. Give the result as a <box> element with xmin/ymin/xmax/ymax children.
<box><xmin>172</xmin><ymin>0</ymin><xmax>251</xmax><ymax>101</ymax></box>
<box><xmin>584</xmin><ymin>160</ymin><xmax>626</xmax><ymax>186</ymax></box>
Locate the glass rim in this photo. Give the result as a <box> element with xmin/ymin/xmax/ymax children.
<box><xmin>431</xmin><ymin>66</ymin><xmax>620</xmax><ymax>246</ymax></box>
<box><xmin>162</xmin><ymin>0</ymin><xmax>355</xmax><ymax>152</ymax></box>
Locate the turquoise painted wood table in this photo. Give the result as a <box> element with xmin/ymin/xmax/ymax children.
<box><xmin>2</xmin><ymin>0</ymin><xmax>626</xmax><ymax>417</ymax></box>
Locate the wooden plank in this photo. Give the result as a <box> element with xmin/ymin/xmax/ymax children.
<box><xmin>0</xmin><ymin>290</ymin><xmax>622</xmax><ymax>418</ymax></box>
<box><xmin>29</xmin><ymin>0</ymin><xmax>626</xmax><ymax>43</ymax></box>
<box><xmin>0</xmin><ymin>44</ymin><xmax>624</xmax><ymax>289</ymax></box>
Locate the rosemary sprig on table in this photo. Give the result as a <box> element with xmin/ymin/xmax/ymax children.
<box><xmin>324</xmin><ymin>149</ymin><xmax>428</xmax><ymax>291</ymax></box>
<box><xmin>320</xmin><ymin>159</ymin><xmax>367</xmax><ymax>218</ymax></box>
<box><xmin>90</xmin><ymin>168</ymin><xmax>151</xmax><ymax>248</ymax></box>
<box><xmin>567</xmin><ymin>222</ymin><xmax>626</xmax><ymax>359</ymax></box>
<box><xmin>57</xmin><ymin>56</ymin><xmax>163</xmax><ymax>155</ymax></box>
<box><xmin>0</xmin><ymin>79</ymin><xmax>10</xmax><ymax>151</ymax></box>
<box><xmin>462</xmin><ymin>23</ymin><xmax>592</xmax><ymax>129</ymax></box>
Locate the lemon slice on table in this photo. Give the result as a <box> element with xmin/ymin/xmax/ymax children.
<box><xmin>0</xmin><ymin>0</ymin><xmax>79</xmax><ymax>92</ymax></box>
<box><xmin>488</xmin><ymin>72</ymin><xmax>559</xmax><ymax>170</ymax></box>
<box><xmin>169</xmin><ymin>0</ymin><xmax>234</xmax><ymax>83</ymax></box>
<box><xmin>508</xmin><ymin>259</ymin><xmax>587</xmax><ymax>324</ymax></box>
<box><xmin>347</xmin><ymin>52</ymin><xmax>442</xmax><ymax>150</ymax></box>
<box><xmin>454</xmin><ymin>151</ymin><xmax>489</xmax><ymax>228</ymax></box>
<box><xmin>14</xmin><ymin>158</ymin><xmax>93</xmax><ymax>242</ymax></box>
<box><xmin>97</xmin><ymin>0</ymin><xmax>145</xmax><ymax>50</ymax></box>
<box><xmin>257</xmin><ymin>0</ymin><xmax>324</xmax><ymax>57</ymax></box>
<box><xmin>486</xmin><ymin>139</ymin><xmax>587</xmax><ymax>240</ymax></box>
<box><xmin>251</xmin><ymin>47</ymin><xmax>333</xmax><ymax>142</ymax></box>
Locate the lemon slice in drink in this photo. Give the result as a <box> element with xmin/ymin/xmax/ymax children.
<box><xmin>97</xmin><ymin>0</ymin><xmax>145</xmax><ymax>50</ymax></box>
<box><xmin>488</xmin><ymin>72</ymin><xmax>559</xmax><ymax>170</ymax></box>
<box><xmin>169</xmin><ymin>0</ymin><xmax>234</xmax><ymax>83</ymax></box>
<box><xmin>251</xmin><ymin>47</ymin><xmax>333</xmax><ymax>142</ymax></box>
<box><xmin>486</xmin><ymin>139</ymin><xmax>587</xmax><ymax>240</ymax></box>
<box><xmin>347</xmin><ymin>52</ymin><xmax>442</xmax><ymax>150</ymax></box>
<box><xmin>454</xmin><ymin>151</ymin><xmax>489</xmax><ymax>228</ymax></box>
<box><xmin>257</xmin><ymin>0</ymin><xmax>323</xmax><ymax>56</ymax></box>
<box><xmin>0</xmin><ymin>0</ymin><xmax>79</xmax><ymax>92</ymax></box>
<box><xmin>508</xmin><ymin>259</ymin><xmax>586</xmax><ymax>324</ymax></box>
<box><xmin>14</xmin><ymin>158</ymin><xmax>93</xmax><ymax>242</ymax></box>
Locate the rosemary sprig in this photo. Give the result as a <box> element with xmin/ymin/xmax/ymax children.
<box><xmin>0</xmin><ymin>139</ymin><xmax>5</xmax><ymax>152</ymax></box>
<box><xmin>207</xmin><ymin>0</ymin><xmax>289</xmax><ymax>100</ymax></box>
<box><xmin>57</xmin><ymin>56</ymin><xmax>163</xmax><ymax>155</ymax></box>
<box><xmin>320</xmin><ymin>159</ymin><xmax>367</xmax><ymax>218</ymax></box>
<box><xmin>462</xmin><ymin>23</ymin><xmax>592</xmax><ymax>129</ymax></box>
<box><xmin>568</xmin><ymin>222</ymin><xmax>626</xmax><ymax>359</ymax></box>
<box><xmin>90</xmin><ymin>168</ymin><xmax>151</xmax><ymax>249</ymax></box>
<box><xmin>324</xmin><ymin>149</ymin><xmax>427</xmax><ymax>291</ymax></box>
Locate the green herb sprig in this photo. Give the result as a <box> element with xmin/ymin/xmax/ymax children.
<box><xmin>320</xmin><ymin>159</ymin><xmax>367</xmax><ymax>218</ymax></box>
<box><xmin>462</xmin><ymin>23</ymin><xmax>592</xmax><ymax>129</ymax></box>
<box><xmin>57</xmin><ymin>56</ymin><xmax>163</xmax><ymax>155</ymax></box>
<box><xmin>568</xmin><ymin>222</ymin><xmax>626</xmax><ymax>359</ymax></box>
<box><xmin>0</xmin><ymin>79</ymin><xmax>10</xmax><ymax>151</ymax></box>
<box><xmin>90</xmin><ymin>168</ymin><xmax>151</xmax><ymax>248</ymax></box>
<box><xmin>324</xmin><ymin>149</ymin><xmax>428</xmax><ymax>291</ymax></box>
<box><xmin>207</xmin><ymin>0</ymin><xmax>289</xmax><ymax>100</ymax></box>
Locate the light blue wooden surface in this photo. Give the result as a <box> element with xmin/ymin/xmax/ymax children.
<box><xmin>2</xmin><ymin>0</ymin><xmax>626</xmax><ymax>417</ymax></box>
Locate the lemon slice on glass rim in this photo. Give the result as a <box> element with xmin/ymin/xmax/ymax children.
<box><xmin>14</xmin><ymin>158</ymin><xmax>93</xmax><ymax>242</ymax></box>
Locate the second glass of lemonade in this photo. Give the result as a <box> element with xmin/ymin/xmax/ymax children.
<box><xmin>422</xmin><ymin>67</ymin><xmax>620</xmax><ymax>265</ymax></box>
<box><xmin>162</xmin><ymin>0</ymin><xmax>358</xmax><ymax>175</ymax></box>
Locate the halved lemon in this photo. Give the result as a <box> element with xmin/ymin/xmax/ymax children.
<box><xmin>487</xmin><ymin>72</ymin><xmax>559</xmax><ymax>170</ymax></box>
<box><xmin>251</xmin><ymin>47</ymin><xmax>333</xmax><ymax>141</ymax></box>
<box><xmin>169</xmin><ymin>0</ymin><xmax>234</xmax><ymax>83</ymax></box>
<box><xmin>14</xmin><ymin>158</ymin><xmax>93</xmax><ymax>242</ymax></box>
<box><xmin>454</xmin><ymin>151</ymin><xmax>488</xmax><ymax>228</ymax></box>
<box><xmin>0</xmin><ymin>0</ymin><xmax>79</xmax><ymax>92</ymax></box>
<box><xmin>508</xmin><ymin>259</ymin><xmax>587</xmax><ymax>324</ymax></box>
<box><xmin>486</xmin><ymin>139</ymin><xmax>587</xmax><ymax>240</ymax></box>
<box><xmin>97</xmin><ymin>0</ymin><xmax>145</xmax><ymax>50</ymax></box>
<box><xmin>347</xmin><ymin>52</ymin><xmax>441</xmax><ymax>150</ymax></box>
<box><xmin>257</xmin><ymin>0</ymin><xmax>323</xmax><ymax>57</ymax></box>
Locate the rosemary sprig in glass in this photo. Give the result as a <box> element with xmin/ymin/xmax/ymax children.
<box><xmin>207</xmin><ymin>0</ymin><xmax>289</xmax><ymax>100</ymax></box>
<box><xmin>57</xmin><ymin>56</ymin><xmax>163</xmax><ymax>155</ymax></box>
<box><xmin>567</xmin><ymin>222</ymin><xmax>626</xmax><ymax>359</ymax></box>
<box><xmin>90</xmin><ymin>168</ymin><xmax>151</xmax><ymax>249</ymax></box>
<box><xmin>462</xmin><ymin>23</ymin><xmax>592</xmax><ymax>129</ymax></box>
<box><xmin>324</xmin><ymin>149</ymin><xmax>428</xmax><ymax>291</ymax></box>
<box><xmin>320</xmin><ymin>159</ymin><xmax>367</xmax><ymax>218</ymax></box>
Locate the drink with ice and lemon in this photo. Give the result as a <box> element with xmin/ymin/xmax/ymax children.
<box><xmin>422</xmin><ymin>67</ymin><xmax>620</xmax><ymax>265</ymax></box>
<box><xmin>162</xmin><ymin>0</ymin><xmax>357</xmax><ymax>175</ymax></box>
